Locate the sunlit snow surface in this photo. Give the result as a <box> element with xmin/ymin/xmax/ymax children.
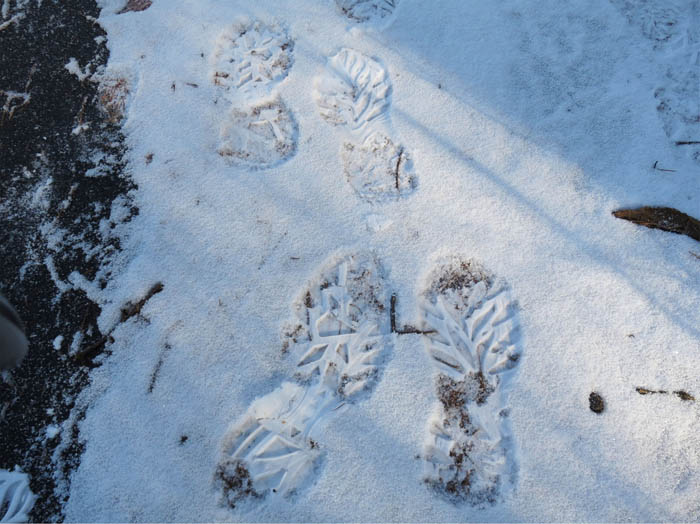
<box><xmin>63</xmin><ymin>0</ymin><xmax>700</xmax><ymax>521</ymax></box>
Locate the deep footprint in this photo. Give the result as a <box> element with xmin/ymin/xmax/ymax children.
<box><xmin>216</xmin><ymin>253</ymin><xmax>391</xmax><ymax>506</ymax></box>
<box><xmin>419</xmin><ymin>257</ymin><xmax>521</xmax><ymax>505</ymax></box>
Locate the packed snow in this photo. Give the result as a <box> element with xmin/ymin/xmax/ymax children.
<box><xmin>55</xmin><ymin>0</ymin><xmax>700</xmax><ymax>521</ymax></box>
<box><xmin>0</xmin><ymin>469</ymin><xmax>35</xmax><ymax>523</ymax></box>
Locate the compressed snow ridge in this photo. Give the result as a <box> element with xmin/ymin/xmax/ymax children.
<box><xmin>0</xmin><ymin>469</ymin><xmax>35</xmax><ymax>523</ymax></box>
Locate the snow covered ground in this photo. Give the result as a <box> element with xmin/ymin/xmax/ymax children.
<box><xmin>56</xmin><ymin>0</ymin><xmax>700</xmax><ymax>521</ymax></box>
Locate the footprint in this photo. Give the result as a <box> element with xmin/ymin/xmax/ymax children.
<box><xmin>610</xmin><ymin>1</ymin><xmax>683</xmax><ymax>45</ymax></box>
<box><xmin>210</xmin><ymin>19</ymin><xmax>298</xmax><ymax>169</ymax></box>
<box><xmin>0</xmin><ymin>469</ymin><xmax>35</xmax><ymax>522</ymax></box>
<box><xmin>218</xmin><ymin>97</ymin><xmax>298</xmax><ymax>168</ymax></box>
<box><xmin>216</xmin><ymin>253</ymin><xmax>391</xmax><ymax>506</ymax></box>
<box><xmin>283</xmin><ymin>252</ymin><xmax>390</xmax><ymax>393</ymax></box>
<box><xmin>215</xmin><ymin>383</ymin><xmax>325</xmax><ymax>506</ymax></box>
<box><xmin>315</xmin><ymin>48</ymin><xmax>392</xmax><ymax>133</ymax></box>
<box><xmin>314</xmin><ymin>48</ymin><xmax>416</xmax><ymax>202</ymax></box>
<box><xmin>610</xmin><ymin>0</ymin><xmax>700</xmax><ymax>163</ymax></box>
<box><xmin>211</xmin><ymin>19</ymin><xmax>294</xmax><ymax>100</ymax></box>
<box><xmin>418</xmin><ymin>257</ymin><xmax>521</xmax><ymax>505</ymax></box>
<box><xmin>637</xmin><ymin>4</ymin><xmax>682</xmax><ymax>44</ymax></box>
<box><xmin>335</xmin><ymin>0</ymin><xmax>399</xmax><ymax>25</ymax></box>
<box><xmin>342</xmin><ymin>133</ymin><xmax>416</xmax><ymax>203</ymax></box>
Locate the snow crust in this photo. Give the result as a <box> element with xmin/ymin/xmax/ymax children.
<box><xmin>63</xmin><ymin>0</ymin><xmax>700</xmax><ymax>521</ymax></box>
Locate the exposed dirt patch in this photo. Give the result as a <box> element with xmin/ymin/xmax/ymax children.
<box><xmin>214</xmin><ymin>458</ymin><xmax>262</xmax><ymax>509</ymax></box>
<box><xmin>438</xmin><ymin>374</ymin><xmax>494</xmax><ymax>412</ymax></box>
<box><xmin>97</xmin><ymin>75</ymin><xmax>129</xmax><ymax>123</ymax></box>
<box><xmin>425</xmin><ymin>438</ymin><xmax>497</xmax><ymax>505</ymax></box>
<box><xmin>426</xmin><ymin>259</ymin><xmax>492</xmax><ymax>299</ymax></box>
<box><xmin>430</xmin><ymin>348</ymin><xmax>500</xmax><ymax>502</ymax></box>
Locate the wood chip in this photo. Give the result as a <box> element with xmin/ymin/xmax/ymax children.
<box><xmin>613</xmin><ymin>206</ymin><xmax>700</xmax><ymax>242</ymax></box>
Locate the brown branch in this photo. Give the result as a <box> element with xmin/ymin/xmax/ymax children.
<box><xmin>120</xmin><ymin>282</ymin><xmax>164</xmax><ymax>322</ymax></box>
<box><xmin>73</xmin><ymin>335</ymin><xmax>112</xmax><ymax>368</ymax></box>
<box><xmin>117</xmin><ymin>0</ymin><xmax>152</xmax><ymax>14</ymax></box>
<box><xmin>73</xmin><ymin>282</ymin><xmax>164</xmax><ymax>367</ymax></box>
<box><xmin>613</xmin><ymin>207</ymin><xmax>700</xmax><ymax>242</ymax></box>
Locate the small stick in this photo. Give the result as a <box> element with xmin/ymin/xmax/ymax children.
<box><xmin>389</xmin><ymin>293</ymin><xmax>437</xmax><ymax>335</ymax></box>
<box><xmin>147</xmin><ymin>343</ymin><xmax>171</xmax><ymax>393</ymax></box>
<box><xmin>652</xmin><ymin>160</ymin><xmax>676</xmax><ymax>173</ymax></box>
<box><xmin>76</xmin><ymin>96</ymin><xmax>88</xmax><ymax>125</ymax></box>
<box><xmin>396</xmin><ymin>326</ymin><xmax>437</xmax><ymax>335</ymax></box>
<box><xmin>635</xmin><ymin>387</ymin><xmax>694</xmax><ymax>401</ymax></box>
<box><xmin>394</xmin><ymin>149</ymin><xmax>403</xmax><ymax>191</ymax></box>
<box><xmin>74</xmin><ymin>282</ymin><xmax>164</xmax><ymax>367</ymax></box>
<box><xmin>73</xmin><ymin>335</ymin><xmax>111</xmax><ymax>367</ymax></box>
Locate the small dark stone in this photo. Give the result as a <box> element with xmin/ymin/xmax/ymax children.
<box><xmin>589</xmin><ymin>392</ymin><xmax>605</xmax><ymax>414</ymax></box>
